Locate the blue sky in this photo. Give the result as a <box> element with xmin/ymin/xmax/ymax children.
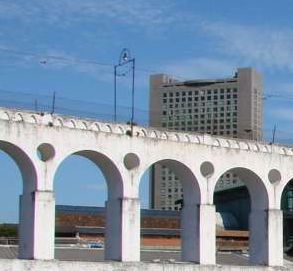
<box><xmin>1</xmin><ymin>1</ymin><xmax>293</xmax><ymax>222</ymax></box>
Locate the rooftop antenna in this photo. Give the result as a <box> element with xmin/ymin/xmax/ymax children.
<box><xmin>51</xmin><ymin>91</ymin><xmax>56</xmax><ymax>114</ymax></box>
<box><xmin>271</xmin><ymin>124</ymin><xmax>276</xmax><ymax>144</ymax></box>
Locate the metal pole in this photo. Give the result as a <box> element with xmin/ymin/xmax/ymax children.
<box><xmin>114</xmin><ymin>65</ymin><xmax>117</xmax><ymax>122</ymax></box>
<box><xmin>34</xmin><ymin>99</ymin><xmax>38</xmax><ymax>112</ymax></box>
<box><xmin>51</xmin><ymin>91</ymin><xmax>56</xmax><ymax>114</ymax></box>
<box><xmin>272</xmin><ymin>124</ymin><xmax>276</xmax><ymax>144</ymax></box>
<box><xmin>131</xmin><ymin>58</ymin><xmax>135</xmax><ymax>126</ymax></box>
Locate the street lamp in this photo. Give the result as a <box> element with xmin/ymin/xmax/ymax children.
<box><xmin>114</xmin><ymin>49</ymin><xmax>135</xmax><ymax>133</ymax></box>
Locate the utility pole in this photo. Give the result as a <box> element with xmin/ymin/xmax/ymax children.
<box><xmin>114</xmin><ymin>49</ymin><xmax>135</xmax><ymax>135</ymax></box>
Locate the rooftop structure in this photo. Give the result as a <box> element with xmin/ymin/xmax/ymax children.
<box><xmin>149</xmin><ymin>68</ymin><xmax>263</xmax><ymax>210</ymax></box>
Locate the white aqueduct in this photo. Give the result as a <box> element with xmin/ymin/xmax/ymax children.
<box><xmin>0</xmin><ymin>107</ymin><xmax>291</xmax><ymax>267</ymax></box>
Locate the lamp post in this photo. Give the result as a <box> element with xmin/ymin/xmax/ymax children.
<box><xmin>114</xmin><ymin>49</ymin><xmax>135</xmax><ymax>132</ymax></box>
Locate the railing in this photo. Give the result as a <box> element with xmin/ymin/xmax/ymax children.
<box><xmin>0</xmin><ymin>238</ymin><xmax>18</xmax><ymax>245</ymax></box>
<box><xmin>1</xmin><ymin>89</ymin><xmax>293</xmax><ymax>146</ymax></box>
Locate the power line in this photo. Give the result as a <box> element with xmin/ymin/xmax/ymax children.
<box><xmin>0</xmin><ymin>46</ymin><xmax>113</xmax><ymax>68</ymax></box>
<box><xmin>0</xmin><ymin>46</ymin><xmax>188</xmax><ymax>79</ymax></box>
<box><xmin>4</xmin><ymin>47</ymin><xmax>293</xmax><ymax>102</ymax></box>
<box><xmin>263</xmin><ymin>93</ymin><xmax>293</xmax><ymax>101</ymax></box>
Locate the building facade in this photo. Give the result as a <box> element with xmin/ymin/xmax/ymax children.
<box><xmin>149</xmin><ymin>68</ymin><xmax>263</xmax><ymax>210</ymax></box>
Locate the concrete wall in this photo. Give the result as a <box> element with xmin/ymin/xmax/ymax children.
<box><xmin>0</xmin><ymin>259</ymin><xmax>292</xmax><ymax>271</ymax></box>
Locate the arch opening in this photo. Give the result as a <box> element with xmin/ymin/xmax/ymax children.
<box><xmin>281</xmin><ymin>179</ymin><xmax>293</xmax><ymax>252</ymax></box>
<box><xmin>213</xmin><ymin>167</ymin><xmax>269</xmax><ymax>265</ymax></box>
<box><xmin>139</xmin><ymin>159</ymin><xmax>200</xmax><ymax>262</ymax></box>
<box><xmin>0</xmin><ymin>141</ymin><xmax>37</xmax><ymax>194</ymax></box>
<box><xmin>53</xmin><ymin>150</ymin><xmax>123</xmax><ymax>262</ymax></box>
<box><xmin>0</xmin><ymin>141</ymin><xmax>38</xmax><ymax>260</ymax></box>
<box><xmin>0</xmin><ymin>150</ymin><xmax>22</xmax><ymax>240</ymax></box>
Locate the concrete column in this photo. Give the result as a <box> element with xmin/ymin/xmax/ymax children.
<box><xmin>249</xmin><ymin>209</ymin><xmax>283</xmax><ymax>266</ymax></box>
<box><xmin>181</xmin><ymin>204</ymin><xmax>216</xmax><ymax>264</ymax></box>
<box><xmin>249</xmin><ymin>209</ymin><xmax>267</xmax><ymax>265</ymax></box>
<box><xmin>267</xmin><ymin>209</ymin><xmax>283</xmax><ymax>266</ymax></box>
<box><xmin>105</xmin><ymin>197</ymin><xmax>140</xmax><ymax>262</ymax></box>
<box><xmin>19</xmin><ymin>191</ymin><xmax>55</xmax><ymax>260</ymax></box>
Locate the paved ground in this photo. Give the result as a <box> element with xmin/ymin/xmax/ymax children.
<box><xmin>0</xmin><ymin>246</ymin><xmax>292</xmax><ymax>267</ymax></box>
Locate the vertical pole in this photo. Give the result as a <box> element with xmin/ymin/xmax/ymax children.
<box><xmin>272</xmin><ymin>124</ymin><xmax>276</xmax><ymax>144</ymax></box>
<box><xmin>114</xmin><ymin>65</ymin><xmax>117</xmax><ymax>122</ymax></box>
<box><xmin>34</xmin><ymin>99</ymin><xmax>38</xmax><ymax>112</ymax></box>
<box><xmin>51</xmin><ymin>91</ymin><xmax>56</xmax><ymax>114</ymax></box>
<box><xmin>130</xmin><ymin>58</ymin><xmax>135</xmax><ymax>135</ymax></box>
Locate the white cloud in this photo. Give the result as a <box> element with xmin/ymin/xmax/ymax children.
<box><xmin>0</xmin><ymin>1</ymin><xmax>180</xmax><ymax>31</ymax></box>
<box><xmin>201</xmin><ymin>21</ymin><xmax>293</xmax><ymax>72</ymax></box>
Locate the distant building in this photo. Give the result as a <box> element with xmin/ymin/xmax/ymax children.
<box><xmin>55</xmin><ymin>204</ymin><xmax>248</xmax><ymax>250</ymax></box>
<box><xmin>149</xmin><ymin>68</ymin><xmax>263</xmax><ymax>210</ymax></box>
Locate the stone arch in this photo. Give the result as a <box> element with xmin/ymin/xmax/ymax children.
<box><xmin>192</xmin><ymin>135</ymin><xmax>201</xmax><ymax>144</ymax></box>
<box><xmin>139</xmin><ymin>158</ymin><xmax>201</xmax><ymax>205</ymax></box>
<box><xmin>212</xmin><ymin>167</ymin><xmax>270</xmax><ymax>265</ymax></box>
<box><xmin>213</xmin><ymin>139</ymin><xmax>220</xmax><ymax>147</ymax></box>
<box><xmin>105</xmin><ymin>124</ymin><xmax>113</xmax><ymax>133</ymax></box>
<box><xmin>91</xmin><ymin>122</ymin><xmax>100</xmax><ymax>131</ymax></box>
<box><xmin>161</xmin><ymin>132</ymin><xmax>168</xmax><ymax>140</ymax></box>
<box><xmin>0</xmin><ymin>111</ymin><xmax>10</xmax><ymax>120</ymax></box>
<box><xmin>150</xmin><ymin>130</ymin><xmax>158</xmax><ymax>138</ymax></box>
<box><xmin>54</xmin><ymin>118</ymin><xmax>63</xmax><ymax>127</ymax></box>
<box><xmin>80</xmin><ymin>121</ymin><xmax>88</xmax><ymax>130</ymax></box>
<box><xmin>0</xmin><ymin>140</ymin><xmax>37</xmax><ymax>193</ymax></box>
<box><xmin>0</xmin><ymin>140</ymin><xmax>38</xmax><ymax>259</ymax></box>
<box><xmin>15</xmin><ymin>113</ymin><xmax>24</xmax><ymax>122</ymax></box>
<box><xmin>184</xmin><ymin>134</ymin><xmax>191</xmax><ymax>142</ymax></box>
<box><xmin>54</xmin><ymin>150</ymin><xmax>123</xmax><ymax>200</ymax></box>
<box><xmin>213</xmin><ymin>167</ymin><xmax>268</xmax><ymax>210</ymax></box>
<box><xmin>138</xmin><ymin>158</ymin><xmax>201</xmax><ymax>262</ymax></box>
<box><xmin>52</xmin><ymin>149</ymin><xmax>125</xmax><ymax>261</ymax></box>
<box><xmin>140</xmin><ymin>129</ymin><xmax>147</xmax><ymax>137</ymax></box>
<box><xmin>69</xmin><ymin>120</ymin><xmax>76</xmax><ymax>128</ymax></box>
<box><xmin>117</xmin><ymin>126</ymin><xmax>125</xmax><ymax>134</ymax></box>
<box><xmin>173</xmin><ymin>133</ymin><xmax>180</xmax><ymax>141</ymax></box>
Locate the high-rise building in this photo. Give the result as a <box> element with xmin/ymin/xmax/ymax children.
<box><xmin>149</xmin><ymin>67</ymin><xmax>263</xmax><ymax>210</ymax></box>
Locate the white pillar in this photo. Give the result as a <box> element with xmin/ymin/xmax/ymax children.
<box><xmin>181</xmin><ymin>204</ymin><xmax>216</xmax><ymax>264</ymax></box>
<box><xmin>267</xmin><ymin>209</ymin><xmax>283</xmax><ymax>266</ymax></box>
<box><xmin>249</xmin><ymin>209</ymin><xmax>283</xmax><ymax>266</ymax></box>
<box><xmin>19</xmin><ymin>191</ymin><xmax>55</xmax><ymax>260</ymax></box>
<box><xmin>105</xmin><ymin>197</ymin><xmax>140</xmax><ymax>262</ymax></box>
<box><xmin>249</xmin><ymin>209</ymin><xmax>267</xmax><ymax>265</ymax></box>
